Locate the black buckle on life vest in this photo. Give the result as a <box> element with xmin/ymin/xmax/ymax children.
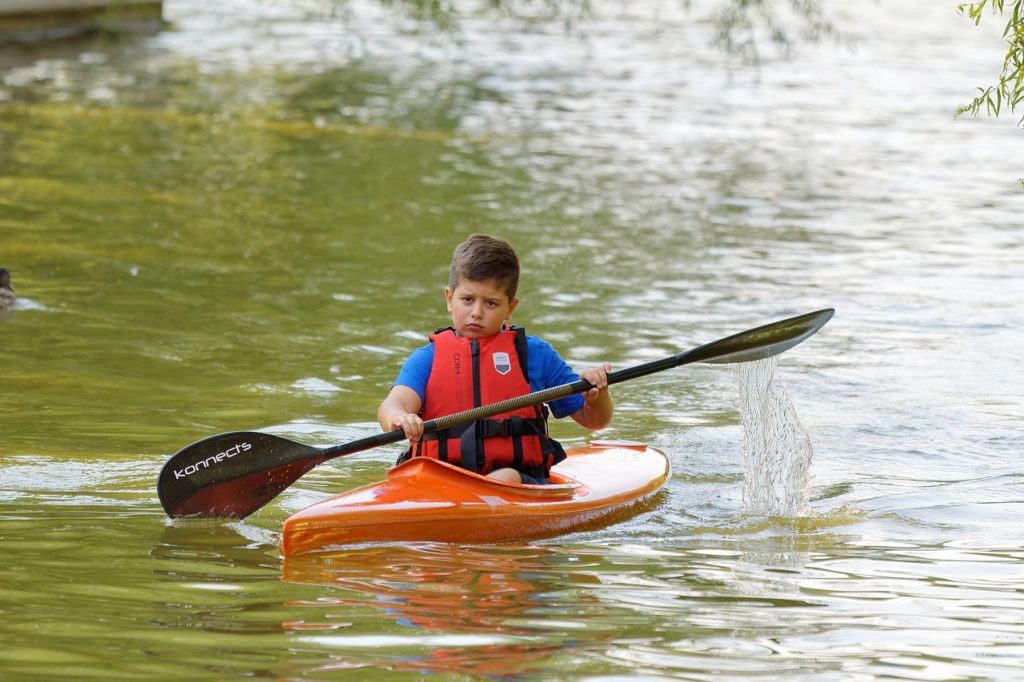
<box><xmin>476</xmin><ymin>417</ymin><xmax>548</xmax><ymax>438</ymax></box>
<box><xmin>478</xmin><ymin>419</ymin><xmax>511</xmax><ymax>438</ymax></box>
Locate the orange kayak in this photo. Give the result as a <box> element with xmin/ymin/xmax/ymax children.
<box><xmin>281</xmin><ymin>441</ymin><xmax>670</xmax><ymax>556</ymax></box>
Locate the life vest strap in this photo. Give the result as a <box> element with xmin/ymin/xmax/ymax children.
<box><xmin>400</xmin><ymin>416</ymin><xmax>555</xmax><ymax>471</ymax></box>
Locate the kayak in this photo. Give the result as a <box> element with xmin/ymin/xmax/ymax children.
<box><xmin>281</xmin><ymin>440</ymin><xmax>670</xmax><ymax>556</ymax></box>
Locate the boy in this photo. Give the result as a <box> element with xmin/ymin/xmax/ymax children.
<box><xmin>377</xmin><ymin>234</ymin><xmax>613</xmax><ymax>484</ymax></box>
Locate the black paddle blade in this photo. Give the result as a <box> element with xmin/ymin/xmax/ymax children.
<box><xmin>687</xmin><ymin>308</ymin><xmax>835</xmax><ymax>365</ymax></box>
<box><xmin>157</xmin><ymin>431</ymin><xmax>327</xmax><ymax>519</ymax></box>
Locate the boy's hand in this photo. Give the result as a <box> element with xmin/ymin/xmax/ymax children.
<box><xmin>391</xmin><ymin>413</ymin><xmax>425</xmax><ymax>443</ymax></box>
<box><xmin>580</xmin><ymin>363</ymin><xmax>612</xmax><ymax>402</ymax></box>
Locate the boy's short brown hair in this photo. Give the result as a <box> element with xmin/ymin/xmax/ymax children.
<box><xmin>448</xmin><ymin>234</ymin><xmax>520</xmax><ymax>300</ymax></box>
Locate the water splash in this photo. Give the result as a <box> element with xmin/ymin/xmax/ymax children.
<box><xmin>734</xmin><ymin>358</ymin><xmax>813</xmax><ymax>517</ymax></box>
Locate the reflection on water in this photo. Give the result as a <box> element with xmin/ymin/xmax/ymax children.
<box><xmin>285</xmin><ymin>544</ymin><xmax>573</xmax><ymax>633</ymax></box>
<box><xmin>282</xmin><ymin>544</ymin><xmax>581</xmax><ymax>677</ymax></box>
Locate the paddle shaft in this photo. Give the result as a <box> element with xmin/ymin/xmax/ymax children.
<box><xmin>320</xmin><ymin>306</ymin><xmax>837</xmax><ymax>461</ymax></box>
<box><xmin>320</xmin><ymin>345</ymin><xmax>709</xmax><ymax>460</ymax></box>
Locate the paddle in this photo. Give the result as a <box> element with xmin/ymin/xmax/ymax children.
<box><xmin>158</xmin><ymin>307</ymin><xmax>834</xmax><ymax>519</ymax></box>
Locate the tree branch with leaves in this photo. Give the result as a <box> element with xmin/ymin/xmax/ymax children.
<box><xmin>957</xmin><ymin>0</ymin><xmax>1024</xmax><ymax>124</ymax></box>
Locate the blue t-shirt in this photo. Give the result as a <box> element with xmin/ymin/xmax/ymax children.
<box><xmin>394</xmin><ymin>334</ymin><xmax>585</xmax><ymax>419</ymax></box>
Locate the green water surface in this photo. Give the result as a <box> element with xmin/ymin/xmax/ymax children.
<box><xmin>3</xmin><ymin>1</ymin><xmax>1024</xmax><ymax>679</ymax></box>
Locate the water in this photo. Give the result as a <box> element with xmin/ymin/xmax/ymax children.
<box><xmin>2</xmin><ymin>0</ymin><xmax>1023</xmax><ymax>679</ymax></box>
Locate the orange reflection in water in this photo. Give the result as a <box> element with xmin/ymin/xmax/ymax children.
<box><xmin>281</xmin><ymin>543</ymin><xmax>592</xmax><ymax>677</ymax></box>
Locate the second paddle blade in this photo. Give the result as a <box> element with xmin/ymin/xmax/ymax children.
<box><xmin>692</xmin><ymin>308</ymin><xmax>835</xmax><ymax>365</ymax></box>
<box><xmin>157</xmin><ymin>431</ymin><xmax>326</xmax><ymax>519</ymax></box>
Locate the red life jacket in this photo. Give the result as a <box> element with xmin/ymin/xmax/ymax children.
<box><xmin>405</xmin><ymin>326</ymin><xmax>566</xmax><ymax>477</ymax></box>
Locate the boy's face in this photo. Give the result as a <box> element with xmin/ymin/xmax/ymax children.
<box><xmin>445</xmin><ymin>278</ymin><xmax>518</xmax><ymax>339</ymax></box>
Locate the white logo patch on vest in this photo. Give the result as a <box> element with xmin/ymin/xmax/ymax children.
<box><xmin>492</xmin><ymin>352</ymin><xmax>512</xmax><ymax>375</ymax></box>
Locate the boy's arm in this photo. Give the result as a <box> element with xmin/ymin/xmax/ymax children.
<box><xmin>377</xmin><ymin>385</ymin><xmax>425</xmax><ymax>442</ymax></box>
<box><xmin>570</xmin><ymin>363</ymin><xmax>613</xmax><ymax>430</ymax></box>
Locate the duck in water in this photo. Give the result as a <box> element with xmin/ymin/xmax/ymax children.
<box><xmin>0</xmin><ymin>268</ymin><xmax>15</xmax><ymax>310</ymax></box>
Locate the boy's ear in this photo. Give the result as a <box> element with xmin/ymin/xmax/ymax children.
<box><xmin>444</xmin><ymin>287</ymin><xmax>453</xmax><ymax>312</ymax></box>
<box><xmin>506</xmin><ymin>297</ymin><xmax>519</xmax><ymax>319</ymax></box>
